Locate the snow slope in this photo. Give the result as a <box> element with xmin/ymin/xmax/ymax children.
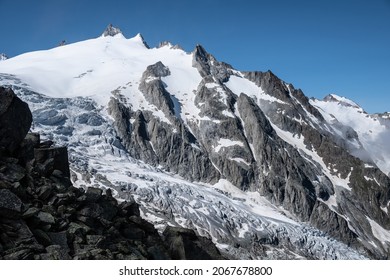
<box><xmin>311</xmin><ymin>94</ymin><xmax>390</xmax><ymax>176</ymax></box>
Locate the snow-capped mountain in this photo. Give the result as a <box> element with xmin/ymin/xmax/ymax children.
<box><xmin>0</xmin><ymin>25</ymin><xmax>389</xmax><ymax>259</ymax></box>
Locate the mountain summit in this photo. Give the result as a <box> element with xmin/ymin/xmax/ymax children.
<box><xmin>101</xmin><ymin>23</ymin><xmax>123</xmax><ymax>37</ymax></box>
<box><xmin>0</xmin><ymin>32</ymin><xmax>389</xmax><ymax>260</ymax></box>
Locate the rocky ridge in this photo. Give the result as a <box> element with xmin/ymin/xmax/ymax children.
<box><xmin>0</xmin><ymin>87</ymin><xmax>223</xmax><ymax>260</ymax></box>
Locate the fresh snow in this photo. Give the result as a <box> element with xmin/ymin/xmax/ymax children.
<box><xmin>0</xmin><ymin>34</ymin><xmax>202</xmax><ymax>124</ymax></box>
<box><xmin>214</xmin><ymin>138</ymin><xmax>244</xmax><ymax>153</ymax></box>
<box><xmin>328</xmin><ymin>94</ymin><xmax>360</xmax><ymax>108</ymax></box>
<box><xmin>225</xmin><ymin>75</ymin><xmax>287</xmax><ymax>105</ymax></box>
<box><xmin>367</xmin><ymin>217</ymin><xmax>390</xmax><ymax>247</ymax></box>
<box><xmin>311</xmin><ymin>97</ymin><xmax>390</xmax><ymax>176</ymax></box>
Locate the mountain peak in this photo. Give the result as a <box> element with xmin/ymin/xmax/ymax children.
<box><xmin>101</xmin><ymin>24</ymin><xmax>123</xmax><ymax>37</ymax></box>
<box><xmin>323</xmin><ymin>93</ymin><xmax>361</xmax><ymax>109</ymax></box>
<box><xmin>157</xmin><ymin>41</ymin><xmax>183</xmax><ymax>50</ymax></box>
<box><xmin>132</xmin><ymin>33</ymin><xmax>150</xmax><ymax>49</ymax></box>
<box><xmin>0</xmin><ymin>53</ymin><xmax>8</xmax><ymax>61</ymax></box>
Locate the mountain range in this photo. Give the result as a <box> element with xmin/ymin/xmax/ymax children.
<box><xmin>0</xmin><ymin>25</ymin><xmax>389</xmax><ymax>259</ymax></box>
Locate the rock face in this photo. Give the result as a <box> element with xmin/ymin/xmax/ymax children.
<box><xmin>101</xmin><ymin>24</ymin><xmax>122</xmax><ymax>37</ymax></box>
<box><xmin>0</xmin><ymin>87</ymin><xmax>222</xmax><ymax>260</ymax></box>
<box><xmin>0</xmin><ymin>87</ymin><xmax>32</xmax><ymax>155</ymax></box>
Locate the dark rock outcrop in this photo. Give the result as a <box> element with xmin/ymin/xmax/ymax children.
<box><xmin>163</xmin><ymin>226</ymin><xmax>224</xmax><ymax>260</ymax></box>
<box><xmin>0</xmin><ymin>87</ymin><xmax>32</xmax><ymax>155</ymax></box>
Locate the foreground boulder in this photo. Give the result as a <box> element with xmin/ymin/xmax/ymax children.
<box><xmin>0</xmin><ymin>87</ymin><xmax>32</xmax><ymax>155</ymax></box>
<box><xmin>163</xmin><ymin>226</ymin><xmax>224</xmax><ymax>260</ymax></box>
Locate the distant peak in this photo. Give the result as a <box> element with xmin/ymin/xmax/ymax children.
<box><xmin>101</xmin><ymin>24</ymin><xmax>123</xmax><ymax>37</ymax></box>
<box><xmin>0</xmin><ymin>53</ymin><xmax>8</xmax><ymax>61</ymax></box>
<box><xmin>158</xmin><ymin>41</ymin><xmax>183</xmax><ymax>50</ymax></box>
<box><xmin>58</xmin><ymin>40</ymin><xmax>66</xmax><ymax>47</ymax></box>
<box><xmin>323</xmin><ymin>94</ymin><xmax>361</xmax><ymax>109</ymax></box>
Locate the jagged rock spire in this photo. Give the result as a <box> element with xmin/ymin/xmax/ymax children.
<box><xmin>102</xmin><ymin>24</ymin><xmax>123</xmax><ymax>37</ymax></box>
<box><xmin>0</xmin><ymin>53</ymin><xmax>8</xmax><ymax>61</ymax></box>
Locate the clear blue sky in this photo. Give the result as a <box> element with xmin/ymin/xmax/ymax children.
<box><xmin>1</xmin><ymin>0</ymin><xmax>389</xmax><ymax>113</ymax></box>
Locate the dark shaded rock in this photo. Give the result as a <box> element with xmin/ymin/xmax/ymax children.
<box><xmin>0</xmin><ymin>160</ymin><xmax>26</xmax><ymax>183</ymax></box>
<box><xmin>120</xmin><ymin>224</ymin><xmax>145</xmax><ymax>240</ymax></box>
<box><xmin>163</xmin><ymin>226</ymin><xmax>224</xmax><ymax>260</ymax></box>
<box><xmin>15</xmin><ymin>133</ymin><xmax>40</xmax><ymax>164</ymax></box>
<box><xmin>34</xmin><ymin>147</ymin><xmax>70</xmax><ymax>178</ymax></box>
<box><xmin>119</xmin><ymin>199</ymin><xmax>140</xmax><ymax>216</ymax></box>
<box><xmin>0</xmin><ymin>189</ymin><xmax>23</xmax><ymax>218</ymax></box>
<box><xmin>22</xmin><ymin>207</ymin><xmax>40</xmax><ymax>218</ymax></box>
<box><xmin>47</xmin><ymin>231</ymin><xmax>69</xmax><ymax>250</ymax></box>
<box><xmin>43</xmin><ymin>244</ymin><xmax>71</xmax><ymax>260</ymax></box>
<box><xmin>67</xmin><ymin>222</ymin><xmax>91</xmax><ymax>236</ymax></box>
<box><xmin>32</xmin><ymin>229</ymin><xmax>52</xmax><ymax>246</ymax></box>
<box><xmin>3</xmin><ymin>248</ymin><xmax>34</xmax><ymax>260</ymax></box>
<box><xmin>0</xmin><ymin>87</ymin><xmax>32</xmax><ymax>155</ymax></box>
<box><xmin>85</xmin><ymin>187</ymin><xmax>103</xmax><ymax>202</ymax></box>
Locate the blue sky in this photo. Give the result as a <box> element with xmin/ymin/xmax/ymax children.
<box><xmin>1</xmin><ymin>0</ymin><xmax>389</xmax><ymax>113</ymax></box>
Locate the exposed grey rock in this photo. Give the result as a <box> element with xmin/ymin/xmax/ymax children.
<box><xmin>139</xmin><ymin>61</ymin><xmax>175</xmax><ymax>117</ymax></box>
<box><xmin>101</xmin><ymin>24</ymin><xmax>122</xmax><ymax>37</ymax></box>
<box><xmin>192</xmin><ymin>45</ymin><xmax>232</xmax><ymax>82</ymax></box>
<box><xmin>310</xmin><ymin>201</ymin><xmax>358</xmax><ymax>246</ymax></box>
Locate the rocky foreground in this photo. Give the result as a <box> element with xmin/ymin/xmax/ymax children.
<box><xmin>0</xmin><ymin>86</ymin><xmax>223</xmax><ymax>260</ymax></box>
